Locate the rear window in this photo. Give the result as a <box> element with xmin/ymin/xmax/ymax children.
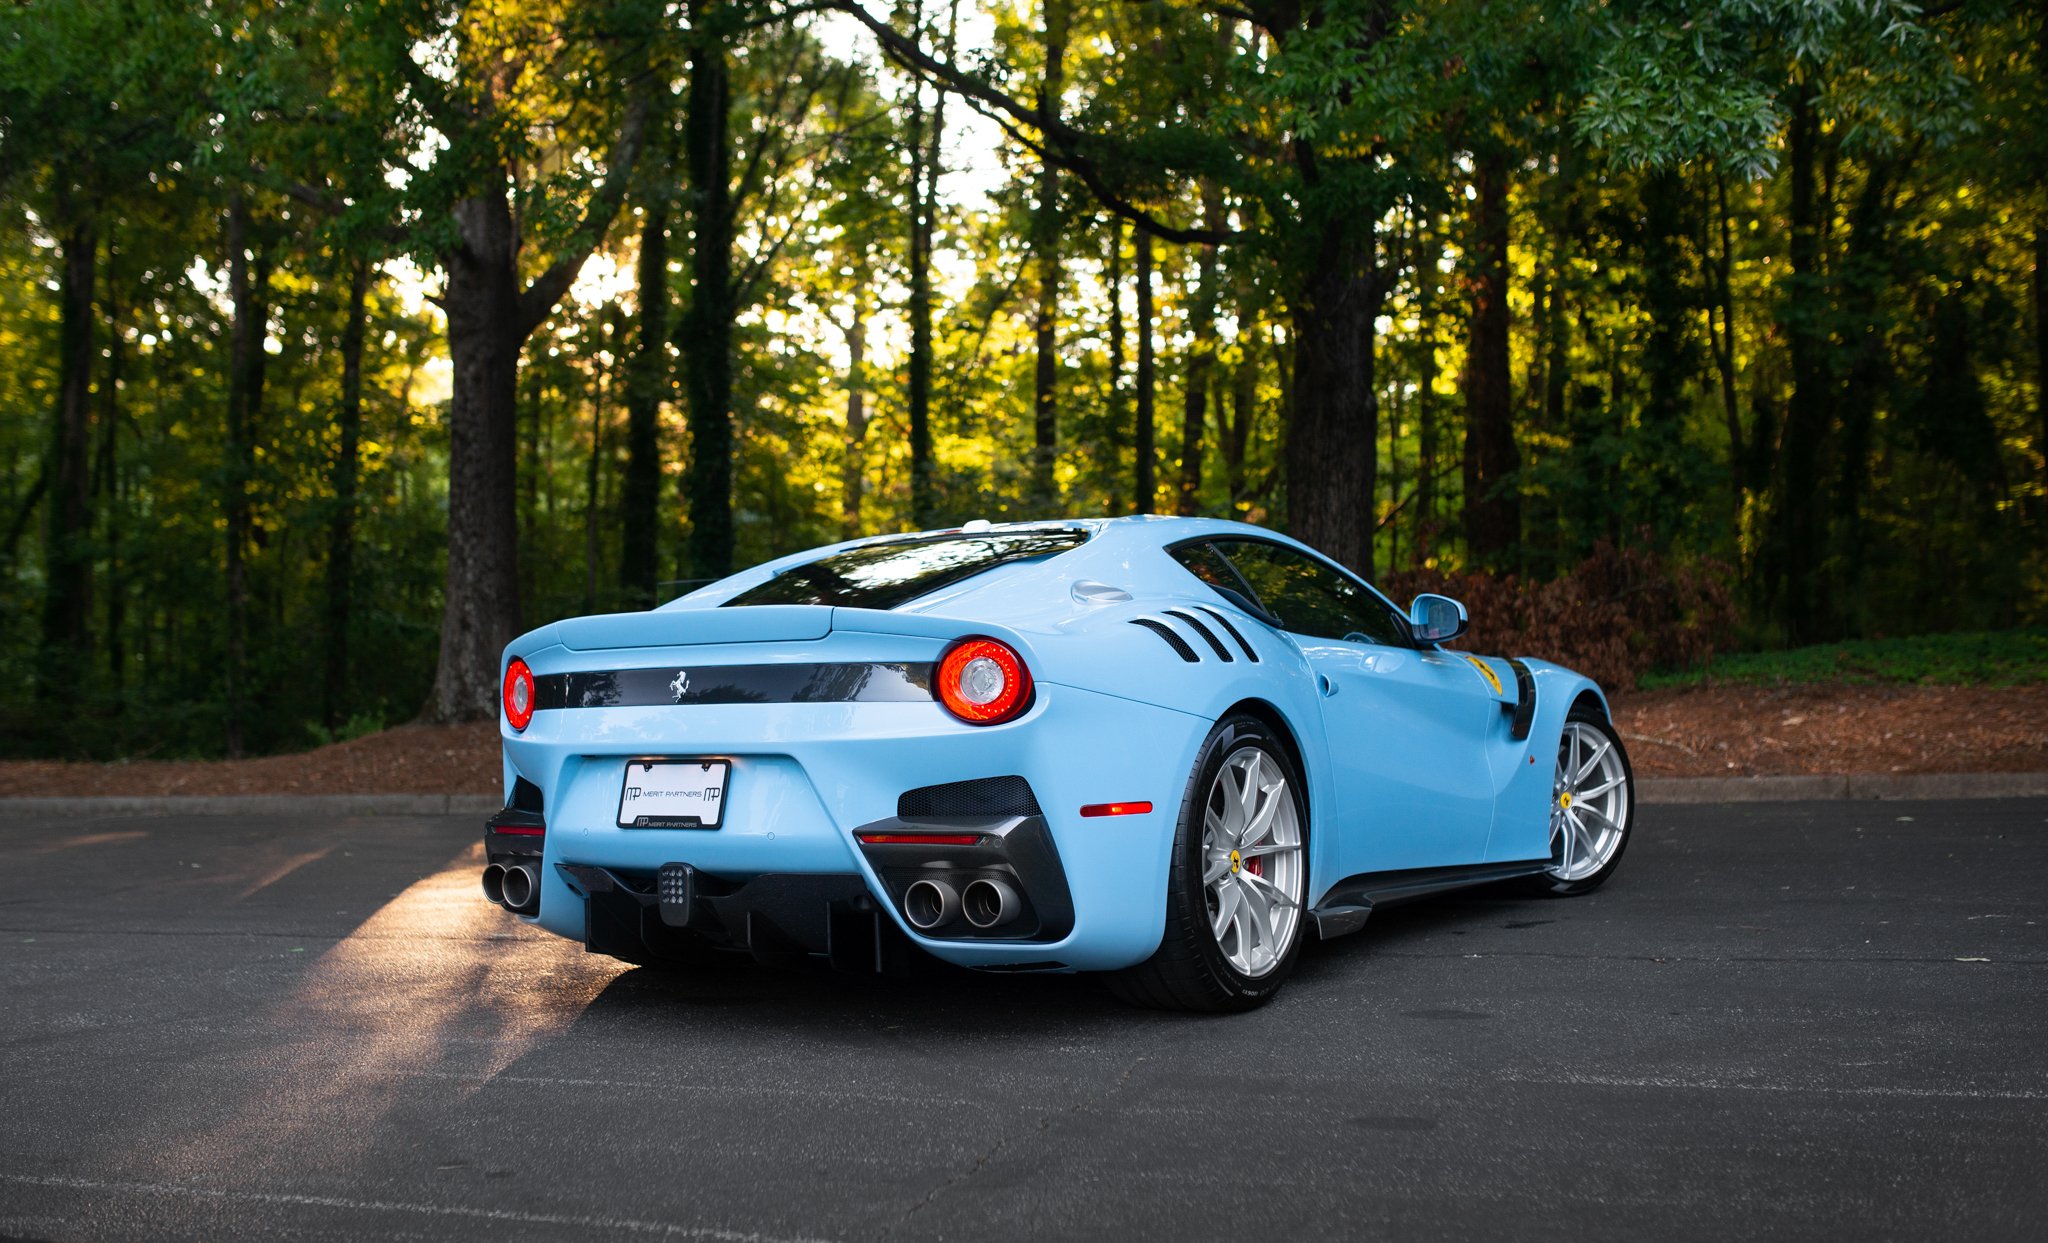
<box><xmin>722</xmin><ymin>529</ymin><xmax>1088</xmax><ymax>610</ymax></box>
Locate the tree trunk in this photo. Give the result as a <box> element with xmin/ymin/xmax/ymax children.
<box><xmin>1460</xmin><ymin>148</ymin><xmax>1518</xmax><ymax>569</ymax></box>
<box><xmin>585</xmin><ymin>342</ymin><xmax>612</xmax><ymax>615</ymax></box>
<box><xmin>40</xmin><ymin>209</ymin><xmax>95</xmax><ymax>689</ymax></box>
<box><xmin>428</xmin><ymin>192</ymin><xmax>527</xmax><ymax>722</ymax></box>
<box><xmin>906</xmin><ymin>73</ymin><xmax>936</xmax><ymax>527</ymax></box>
<box><xmin>1830</xmin><ymin>160</ymin><xmax>1899</xmax><ymax>626</ymax></box>
<box><xmin>1285</xmin><ymin>220</ymin><xmax>1381</xmax><ymax>576</ymax></box>
<box><xmin>1767</xmin><ymin>88</ymin><xmax>1830</xmax><ymax>644</ymax></box>
<box><xmin>1227</xmin><ymin>336</ymin><xmax>1256</xmax><ymax>513</ymax></box>
<box><xmin>222</xmin><ymin>197</ymin><xmax>270</xmax><ymax>757</ymax></box>
<box><xmin>622</xmin><ymin>127</ymin><xmax>672</xmax><ymax>609</ymax></box>
<box><xmin>1105</xmin><ymin>223</ymin><xmax>1126</xmax><ymax>515</ymax></box>
<box><xmin>1415</xmin><ymin>219</ymin><xmax>1439</xmax><ymax>567</ymax></box>
<box><xmin>683</xmin><ymin>3</ymin><xmax>736</xmax><ymax>578</ymax></box>
<box><xmin>840</xmin><ymin>294</ymin><xmax>869</xmax><ymax>539</ymax></box>
<box><xmin>97</xmin><ymin>227</ymin><xmax>125</xmax><ymax>690</ymax></box>
<box><xmin>1638</xmin><ymin>167</ymin><xmax>1688</xmax><ymax>537</ymax></box>
<box><xmin>2034</xmin><ymin>226</ymin><xmax>2047</xmax><ymax>494</ymax></box>
<box><xmin>1711</xmin><ymin>168</ymin><xmax>1743</xmax><ymax>516</ymax></box>
<box><xmin>1176</xmin><ymin>181</ymin><xmax>1223</xmax><ymax>516</ymax></box>
<box><xmin>1029</xmin><ymin>0</ymin><xmax>1072</xmax><ymax>512</ymax></box>
<box><xmin>1135</xmin><ymin>231</ymin><xmax>1157</xmax><ymax>513</ymax></box>
<box><xmin>323</xmin><ymin>259</ymin><xmax>369</xmax><ymax>730</ymax></box>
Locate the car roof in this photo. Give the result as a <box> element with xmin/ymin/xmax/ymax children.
<box><xmin>664</xmin><ymin>515</ymin><xmax>1340</xmax><ymax>616</ymax></box>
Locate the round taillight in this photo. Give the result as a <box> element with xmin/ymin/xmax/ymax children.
<box><xmin>503</xmin><ymin>658</ymin><xmax>535</xmax><ymax>731</ymax></box>
<box><xmin>935</xmin><ymin>638</ymin><xmax>1033</xmax><ymax>725</ymax></box>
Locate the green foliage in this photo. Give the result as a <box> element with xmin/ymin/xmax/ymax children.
<box><xmin>304</xmin><ymin>709</ymin><xmax>391</xmax><ymax>748</ymax></box>
<box><xmin>0</xmin><ymin>0</ymin><xmax>2045</xmax><ymax>757</ymax></box>
<box><xmin>1641</xmin><ymin>630</ymin><xmax>2048</xmax><ymax>689</ymax></box>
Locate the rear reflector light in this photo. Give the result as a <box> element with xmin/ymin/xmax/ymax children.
<box><xmin>493</xmin><ymin>825</ymin><xmax>545</xmax><ymax>837</ymax></box>
<box><xmin>1080</xmin><ymin>802</ymin><xmax>1153</xmax><ymax>818</ymax></box>
<box><xmin>503</xmin><ymin>657</ymin><xmax>536</xmax><ymax>731</ymax></box>
<box><xmin>935</xmin><ymin>637</ymin><xmax>1032</xmax><ymax>724</ymax></box>
<box><xmin>856</xmin><ymin>833</ymin><xmax>985</xmax><ymax>846</ymax></box>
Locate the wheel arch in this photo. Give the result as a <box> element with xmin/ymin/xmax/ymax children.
<box><xmin>1218</xmin><ymin>696</ymin><xmax>1313</xmax><ymax>828</ymax></box>
<box><xmin>1569</xmin><ymin>688</ymin><xmax>1609</xmax><ymax>723</ymax></box>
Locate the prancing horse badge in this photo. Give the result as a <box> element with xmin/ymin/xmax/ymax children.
<box><xmin>669</xmin><ymin>670</ymin><xmax>690</xmax><ymax>703</ymax></box>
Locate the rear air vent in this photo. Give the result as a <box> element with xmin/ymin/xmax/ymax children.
<box><xmin>1130</xmin><ymin>617</ymin><xmax>1200</xmax><ymax>662</ymax></box>
<box><xmin>898</xmin><ymin>775</ymin><xmax>1044</xmax><ymax>820</ymax></box>
<box><xmin>1164</xmin><ymin>609</ymin><xmax>1233</xmax><ymax>662</ymax></box>
<box><xmin>511</xmin><ymin>776</ymin><xmax>545</xmax><ymax>812</ymax></box>
<box><xmin>1194</xmin><ymin>605</ymin><xmax>1260</xmax><ymax>662</ymax></box>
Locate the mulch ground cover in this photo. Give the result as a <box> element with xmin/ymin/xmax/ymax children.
<box><xmin>1</xmin><ymin>683</ymin><xmax>2042</xmax><ymax>798</ymax></box>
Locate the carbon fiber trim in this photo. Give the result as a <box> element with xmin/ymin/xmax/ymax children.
<box><xmin>899</xmin><ymin>775</ymin><xmax>1043</xmax><ymax>819</ymax></box>
<box><xmin>1193</xmin><ymin>605</ymin><xmax>1260</xmax><ymax>662</ymax></box>
<box><xmin>1130</xmin><ymin>617</ymin><xmax>1199</xmax><ymax>662</ymax></box>
<box><xmin>531</xmin><ymin>662</ymin><xmax>934</xmax><ymax>710</ymax></box>
<box><xmin>1506</xmin><ymin>658</ymin><xmax>1537</xmax><ymax>741</ymax></box>
<box><xmin>1164</xmin><ymin>609</ymin><xmax>1234</xmax><ymax>662</ymax></box>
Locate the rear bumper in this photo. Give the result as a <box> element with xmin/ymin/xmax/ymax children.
<box><xmin>499</xmin><ymin>680</ymin><xmax>1210</xmax><ymax>971</ymax></box>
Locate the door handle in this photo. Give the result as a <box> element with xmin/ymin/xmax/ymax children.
<box><xmin>1318</xmin><ymin>674</ymin><xmax>1338</xmax><ymax>697</ymax></box>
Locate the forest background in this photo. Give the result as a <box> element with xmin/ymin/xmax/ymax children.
<box><xmin>1</xmin><ymin>0</ymin><xmax>2043</xmax><ymax>761</ymax></box>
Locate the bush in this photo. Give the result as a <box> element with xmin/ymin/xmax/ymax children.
<box><xmin>1379</xmin><ymin>538</ymin><xmax>1736</xmax><ymax>692</ymax></box>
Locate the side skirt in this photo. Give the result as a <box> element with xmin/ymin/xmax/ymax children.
<box><xmin>1308</xmin><ymin>859</ymin><xmax>1552</xmax><ymax>939</ymax></box>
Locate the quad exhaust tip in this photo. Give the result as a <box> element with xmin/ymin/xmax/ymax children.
<box><xmin>903</xmin><ymin>878</ymin><xmax>960</xmax><ymax>931</ymax></box>
<box><xmin>481</xmin><ymin>863</ymin><xmax>507</xmax><ymax>906</ymax></box>
<box><xmin>963</xmin><ymin>878</ymin><xmax>1021</xmax><ymax>929</ymax></box>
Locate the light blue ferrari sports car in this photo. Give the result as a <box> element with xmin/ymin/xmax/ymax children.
<box><xmin>483</xmin><ymin>517</ymin><xmax>1634</xmax><ymax>1010</ymax></box>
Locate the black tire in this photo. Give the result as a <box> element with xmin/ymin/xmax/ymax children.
<box><xmin>1107</xmin><ymin>714</ymin><xmax>1309</xmax><ymax>1012</ymax></box>
<box><xmin>1522</xmin><ymin>704</ymin><xmax>1634</xmax><ymax>897</ymax></box>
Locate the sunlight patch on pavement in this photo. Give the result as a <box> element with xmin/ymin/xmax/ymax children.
<box><xmin>142</xmin><ymin>842</ymin><xmax>624</xmax><ymax>1183</ymax></box>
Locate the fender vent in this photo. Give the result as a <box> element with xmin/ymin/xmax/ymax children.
<box><xmin>898</xmin><ymin>775</ymin><xmax>1043</xmax><ymax>820</ymax></box>
<box><xmin>1506</xmin><ymin>657</ymin><xmax>1537</xmax><ymax>741</ymax></box>
<box><xmin>1130</xmin><ymin>617</ymin><xmax>1199</xmax><ymax>662</ymax></box>
<box><xmin>1194</xmin><ymin>606</ymin><xmax>1260</xmax><ymax>662</ymax></box>
<box><xmin>1164</xmin><ymin>609</ymin><xmax>1234</xmax><ymax>662</ymax></box>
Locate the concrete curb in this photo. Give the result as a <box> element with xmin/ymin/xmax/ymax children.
<box><xmin>0</xmin><ymin>793</ymin><xmax>502</xmax><ymax>819</ymax></box>
<box><xmin>3</xmin><ymin>774</ymin><xmax>2046</xmax><ymax>818</ymax></box>
<box><xmin>1637</xmin><ymin>772</ymin><xmax>2048</xmax><ymax>804</ymax></box>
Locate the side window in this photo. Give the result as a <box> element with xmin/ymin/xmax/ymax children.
<box><xmin>1211</xmin><ymin>540</ymin><xmax>1409</xmax><ymax>646</ymax></box>
<box><xmin>1167</xmin><ymin>542</ymin><xmax>1265</xmax><ymax>617</ymax></box>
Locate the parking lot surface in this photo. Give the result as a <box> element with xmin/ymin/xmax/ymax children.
<box><xmin>1</xmin><ymin>799</ymin><xmax>2043</xmax><ymax>1241</ymax></box>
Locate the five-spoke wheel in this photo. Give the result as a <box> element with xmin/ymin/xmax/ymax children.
<box><xmin>1201</xmin><ymin>745</ymin><xmax>1305</xmax><ymax>978</ymax></box>
<box><xmin>1111</xmin><ymin>714</ymin><xmax>1309</xmax><ymax>1011</ymax></box>
<box><xmin>1531</xmin><ymin>708</ymin><xmax>1634</xmax><ymax>895</ymax></box>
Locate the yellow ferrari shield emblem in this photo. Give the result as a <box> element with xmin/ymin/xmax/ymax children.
<box><xmin>1463</xmin><ymin>655</ymin><xmax>1504</xmax><ymax>696</ymax></box>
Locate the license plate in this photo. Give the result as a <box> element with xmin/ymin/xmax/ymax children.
<box><xmin>617</xmin><ymin>759</ymin><xmax>730</xmax><ymax>829</ymax></box>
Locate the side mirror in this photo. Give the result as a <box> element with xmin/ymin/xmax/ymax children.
<box><xmin>1409</xmin><ymin>593</ymin><xmax>1468</xmax><ymax>644</ymax></box>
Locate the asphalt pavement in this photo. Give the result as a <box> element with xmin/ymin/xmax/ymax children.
<box><xmin>1</xmin><ymin>799</ymin><xmax>2043</xmax><ymax>1241</ymax></box>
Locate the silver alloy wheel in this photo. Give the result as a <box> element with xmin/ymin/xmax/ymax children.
<box><xmin>1549</xmin><ymin>720</ymin><xmax>1630</xmax><ymax>881</ymax></box>
<box><xmin>1201</xmin><ymin>745</ymin><xmax>1305</xmax><ymax>977</ymax></box>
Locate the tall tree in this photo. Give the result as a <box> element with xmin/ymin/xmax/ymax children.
<box><xmin>1028</xmin><ymin>0</ymin><xmax>1072</xmax><ymax>512</ymax></box>
<box><xmin>324</xmin><ymin>258</ymin><xmax>370</xmax><ymax>730</ymax></box>
<box><xmin>40</xmin><ymin>199</ymin><xmax>95</xmax><ymax>683</ymax></box>
<box><xmin>622</xmin><ymin>108</ymin><xmax>676</xmax><ymax>609</ymax></box>
<box><xmin>221</xmin><ymin>196</ymin><xmax>271</xmax><ymax>758</ymax></box>
<box><xmin>1460</xmin><ymin>147</ymin><xmax>1519</xmax><ymax>568</ymax></box>
<box><xmin>683</xmin><ymin>0</ymin><xmax>738</xmax><ymax>580</ymax></box>
<box><xmin>1176</xmin><ymin>181</ymin><xmax>1223</xmax><ymax>516</ymax></box>
<box><xmin>1135</xmin><ymin>230</ymin><xmax>1157</xmax><ymax>513</ymax></box>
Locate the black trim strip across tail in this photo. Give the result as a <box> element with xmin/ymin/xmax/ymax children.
<box><xmin>533</xmin><ymin>662</ymin><xmax>934</xmax><ymax>711</ymax></box>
